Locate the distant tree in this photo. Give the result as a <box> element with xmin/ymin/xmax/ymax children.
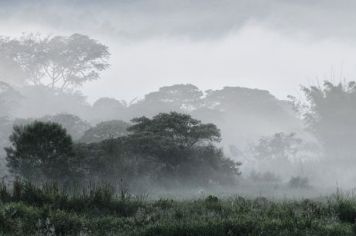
<box><xmin>253</xmin><ymin>132</ymin><xmax>302</xmax><ymax>161</ymax></box>
<box><xmin>128</xmin><ymin>112</ymin><xmax>221</xmax><ymax>152</ymax></box>
<box><xmin>203</xmin><ymin>86</ymin><xmax>281</xmax><ymax>113</ymax></box>
<box><xmin>250</xmin><ymin>132</ymin><xmax>319</xmax><ymax>178</ymax></box>
<box><xmin>129</xmin><ymin>84</ymin><xmax>203</xmax><ymax>117</ymax></box>
<box><xmin>41</xmin><ymin>114</ymin><xmax>91</xmax><ymax>140</ymax></box>
<box><xmin>143</xmin><ymin>84</ymin><xmax>203</xmax><ymax>109</ymax></box>
<box><xmin>91</xmin><ymin>98</ymin><xmax>127</xmax><ymax>121</ymax></box>
<box><xmin>0</xmin><ymin>33</ymin><xmax>110</xmax><ymax>90</ymax></box>
<box><xmin>300</xmin><ymin>81</ymin><xmax>356</xmax><ymax>162</ymax></box>
<box><xmin>13</xmin><ymin>114</ymin><xmax>91</xmax><ymax>141</ymax></box>
<box><xmin>80</xmin><ymin>120</ymin><xmax>130</xmax><ymax>143</ymax></box>
<box><xmin>5</xmin><ymin>121</ymin><xmax>81</xmax><ymax>183</ymax></box>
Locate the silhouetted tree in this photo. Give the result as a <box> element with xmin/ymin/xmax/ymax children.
<box><xmin>128</xmin><ymin>112</ymin><xmax>221</xmax><ymax>151</ymax></box>
<box><xmin>125</xmin><ymin>112</ymin><xmax>239</xmax><ymax>184</ymax></box>
<box><xmin>0</xmin><ymin>33</ymin><xmax>110</xmax><ymax>90</ymax></box>
<box><xmin>77</xmin><ymin>112</ymin><xmax>240</xmax><ymax>187</ymax></box>
<box><xmin>5</xmin><ymin>121</ymin><xmax>81</xmax><ymax>183</ymax></box>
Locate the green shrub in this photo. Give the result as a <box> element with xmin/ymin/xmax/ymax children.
<box><xmin>0</xmin><ymin>180</ymin><xmax>356</xmax><ymax>235</ymax></box>
<box><xmin>337</xmin><ymin>200</ymin><xmax>356</xmax><ymax>223</ymax></box>
<box><xmin>49</xmin><ymin>210</ymin><xmax>84</xmax><ymax>235</ymax></box>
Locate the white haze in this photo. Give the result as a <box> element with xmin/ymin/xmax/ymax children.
<box><xmin>1</xmin><ymin>0</ymin><xmax>356</xmax><ymax>196</ymax></box>
<box><xmin>0</xmin><ymin>1</ymin><xmax>356</xmax><ymax>102</ymax></box>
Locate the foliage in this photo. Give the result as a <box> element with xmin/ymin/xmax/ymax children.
<box><xmin>252</xmin><ymin>132</ymin><xmax>302</xmax><ymax>161</ymax></box>
<box><xmin>128</xmin><ymin>112</ymin><xmax>221</xmax><ymax>149</ymax></box>
<box><xmin>0</xmin><ymin>33</ymin><xmax>110</xmax><ymax>90</ymax></box>
<box><xmin>248</xmin><ymin>132</ymin><xmax>319</xmax><ymax>181</ymax></box>
<box><xmin>5</xmin><ymin>121</ymin><xmax>81</xmax><ymax>183</ymax></box>
<box><xmin>80</xmin><ymin>120</ymin><xmax>130</xmax><ymax>143</ymax></box>
<box><xmin>0</xmin><ymin>181</ymin><xmax>355</xmax><ymax>235</ymax></box>
<box><xmin>126</xmin><ymin>112</ymin><xmax>237</xmax><ymax>185</ymax></box>
<box><xmin>76</xmin><ymin>112</ymin><xmax>239</xmax><ymax>187</ymax></box>
<box><xmin>300</xmin><ymin>80</ymin><xmax>356</xmax><ymax>162</ymax></box>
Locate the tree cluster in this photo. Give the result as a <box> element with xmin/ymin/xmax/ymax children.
<box><xmin>5</xmin><ymin>112</ymin><xmax>240</xmax><ymax>189</ymax></box>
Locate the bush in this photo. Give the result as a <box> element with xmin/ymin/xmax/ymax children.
<box><xmin>337</xmin><ymin>200</ymin><xmax>356</xmax><ymax>223</ymax></box>
<box><xmin>0</xmin><ymin>184</ymin><xmax>355</xmax><ymax>235</ymax></box>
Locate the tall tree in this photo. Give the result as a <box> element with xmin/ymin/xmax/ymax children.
<box><xmin>0</xmin><ymin>33</ymin><xmax>110</xmax><ymax>90</ymax></box>
<box><xmin>301</xmin><ymin>81</ymin><xmax>356</xmax><ymax>162</ymax></box>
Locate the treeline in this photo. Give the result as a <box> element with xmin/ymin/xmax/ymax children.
<box><xmin>4</xmin><ymin>112</ymin><xmax>240</xmax><ymax>190</ymax></box>
<box><xmin>2</xmin><ymin>33</ymin><xmax>356</xmax><ymax>188</ymax></box>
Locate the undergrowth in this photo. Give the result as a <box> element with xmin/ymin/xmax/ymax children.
<box><xmin>0</xmin><ymin>180</ymin><xmax>356</xmax><ymax>235</ymax></box>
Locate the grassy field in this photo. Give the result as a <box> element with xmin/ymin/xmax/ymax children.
<box><xmin>0</xmin><ymin>181</ymin><xmax>356</xmax><ymax>235</ymax></box>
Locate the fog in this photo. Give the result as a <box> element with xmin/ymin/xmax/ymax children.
<box><xmin>1</xmin><ymin>1</ymin><xmax>356</xmax><ymax>198</ymax></box>
<box><xmin>2</xmin><ymin>0</ymin><xmax>356</xmax><ymax>102</ymax></box>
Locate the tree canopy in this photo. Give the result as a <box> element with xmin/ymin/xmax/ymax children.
<box><xmin>0</xmin><ymin>33</ymin><xmax>110</xmax><ymax>90</ymax></box>
<box><xmin>128</xmin><ymin>112</ymin><xmax>221</xmax><ymax>149</ymax></box>
<box><xmin>75</xmin><ymin>112</ymin><xmax>239</xmax><ymax>187</ymax></box>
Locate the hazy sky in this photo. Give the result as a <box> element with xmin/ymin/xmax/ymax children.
<box><xmin>1</xmin><ymin>0</ymin><xmax>356</xmax><ymax>103</ymax></box>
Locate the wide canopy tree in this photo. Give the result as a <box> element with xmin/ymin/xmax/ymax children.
<box><xmin>126</xmin><ymin>112</ymin><xmax>222</xmax><ymax>170</ymax></box>
<box><xmin>0</xmin><ymin>33</ymin><xmax>110</xmax><ymax>90</ymax></box>
<box><xmin>128</xmin><ymin>112</ymin><xmax>221</xmax><ymax>149</ymax></box>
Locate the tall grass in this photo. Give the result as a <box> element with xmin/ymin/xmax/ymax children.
<box><xmin>0</xmin><ymin>180</ymin><xmax>356</xmax><ymax>235</ymax></box>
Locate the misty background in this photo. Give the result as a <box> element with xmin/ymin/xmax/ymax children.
<box><xmin>1</xmin><ymin>0</ymin><xmax>356</xmax><ymax>197</ymax></box>
<box><xmin>1</xmin><ymin>0</ymin><xmax>356</xmax><ymax>102</ymax></box>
